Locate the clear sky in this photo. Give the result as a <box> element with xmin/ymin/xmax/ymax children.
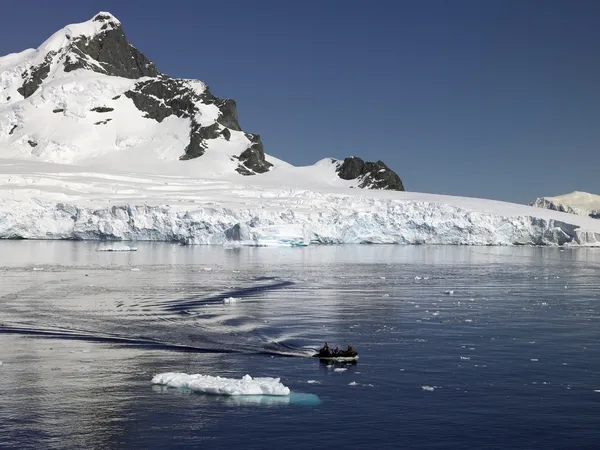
<box><xmin>2</xmin><ymin>0</ymin><xmax>599</xmax><ymax>204</ymax></box>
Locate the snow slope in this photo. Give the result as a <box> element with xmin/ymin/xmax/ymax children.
<box><xmin>1</xmin><ymin>13</ymin><xmax>600</xmax><ymax>246</ymax></box>
<box><xmin>1</xmin><ymin>158</ymin><xmax>600</xmax><ymax>246</ymax></box>
<box><xmin>532</xmin><ymin>191</ymin><xmax>600</xmax><ymax>219</ymax></box>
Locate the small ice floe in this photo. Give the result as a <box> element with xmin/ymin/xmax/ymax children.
<box><xmin>97</xmin><ymin>245</ymin><xmax>137</xmax><ymax>252</ymax></box>
<box><xmin>131</xmin><ymin>268</ymin><xmax>140</xmax><ymax>272</ymax></box>
<box><xmin>232</xmin><ymin>270</ymin><xmax>240</xmax><ymax>273</ymax></box>
<box><xmin>530</xmin><ymin>358</ymin><xmax>539</xmax><ymax>362</ymax></box>
<box><xmin>223</xmin><ymin>297</ymin><xmax>239</xmax><ymax>305</ymax></box>
<box><xmin>464</xmin><ymin>319</ymin><xmax>473</xmax><ymax>323</ymax></box>
<box><xmin>334</xmin><ymin>368</ymin><xmax>347</xmax><ymax>373</ymax></box>
<box><xmin>306</xmin><ymin>380</ymin><xmax>321</xmax><ymax>384</ymax></box>
<box><xmin>151</xmin><ymin>372</ymin><xmax>290</xmax><ymax>396</ymax></box>
<box><xmin>202</xmin><ymin>267</ymin><xmax>213</xmax><ymax>271</ymax></box>
<box><xmin>32</xmin><ymin>267</ymin><xmax>44</xmax><ymax>271</ymax></box>
<box><xmin>349</xmin><ymin>381</ymin><xmax>358</xmax><ymax>386</ymax></box>
<box><xmin>594</xmin><ymin>389</ymin><xmax>600</xmax><ymax>393</ymax></box>
<box><xmin>379</xmin><ymin>276</ymin><xmax>386</xmax><ymax>280</ymax></box>
<box><xmin>444</xmin><ymin>290</ymin><xmax>455</xmax><ymax>295</ymax></box>
<box><xmin>421</xmin><ymin>386</ymin><xmax>435</xmax><ymax>392</ymax></box>
<box><xmin>0</xmin><ymin>361</ymin><xmax>3</xmax><ymax>366</ymax></box>
<box><xmin>382</xmin><ymin>293</ymin><xmax>390</xmax><ymax>298</ymax></box>
<box><xmin>460</xmin><ymin>356</ymin><xmax>470</xmax><ymax>360</ymax></box>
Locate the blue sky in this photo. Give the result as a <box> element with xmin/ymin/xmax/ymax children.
<box><xmin>2</xmin><ymin>0</ymin><xmax>599</xmax><ymax>203</ymax></box>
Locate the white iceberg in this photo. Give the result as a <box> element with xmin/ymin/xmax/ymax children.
<box><xmin>151</xmin><ymin>372</ymin><xmax>291</xmax><ymax>396</ymax></box>
<box><xmin>97</xmin><ymin>245</ymin><xmax>137</xmax><ymax>252</ymax></box>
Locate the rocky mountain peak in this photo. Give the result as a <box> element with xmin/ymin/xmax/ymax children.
<box><xmin>1</xmin><ymin>12</ymin><xmax>403</xmax><ymax>188</ymax></box>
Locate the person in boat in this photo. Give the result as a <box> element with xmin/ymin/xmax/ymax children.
<box><xmin>320</xmin><ymin>343</ymin><xmax>330</xmax><ymax>355</ymax></box>
<box><xmin>347</xmin><ymin>345</ymin><xmax>353</xmax><ymax>353</ymax></box>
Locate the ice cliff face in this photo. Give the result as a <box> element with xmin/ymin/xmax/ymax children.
<box><xmin>1</xmin><ymin>195</ymin><xmax>599</xmax><ymax>246</ymax></box>
<box><xmin>532</xmin><ymin>192</ymin><xmax>600</xmax><ymax>220</ymax></box>
<box><xmin>0</xmin><ymin>12</ymin><xmax>403</xmax><ymax>188</ymax></box>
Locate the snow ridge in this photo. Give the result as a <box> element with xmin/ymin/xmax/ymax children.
<box><xmin>532</xmin><ymin>191</ymin><xmax>600</xmax><ymax>219</ymax></box>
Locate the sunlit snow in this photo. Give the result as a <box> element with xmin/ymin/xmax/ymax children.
<box><xmin>151</xmin><ymin>372</ymin><xmax>291</xmax><ymax>396</ymax></box>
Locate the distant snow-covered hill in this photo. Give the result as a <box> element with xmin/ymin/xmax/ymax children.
<box><xmin>532</xmin><ymin>192</ymin><xmax>600</xmax><ymax>220</ymax></box>
<box><xmin>1</xmin><ymin>12</ymin><xmax>600</xmax><ymax>246</ymax></box>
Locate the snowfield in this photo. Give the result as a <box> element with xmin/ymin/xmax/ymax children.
<box><xmin>1</xmin><ymin>158</ymin><xmax>600</xmax><ymax>246</ymax></box>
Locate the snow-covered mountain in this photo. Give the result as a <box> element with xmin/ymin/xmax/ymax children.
<box><xmin>1</xmin><ymin>12</ymin><xmax>600</xmax><ymax>246</ymax></box>
<box><xmin>532</xmin><ymin>192</ymin><xmax>600</xmax><ymax>220</ymax></box>
<box><xmin>0</xmin><ymin>12</ymin><xmax>402</xmax><ymax>190</ymax></box>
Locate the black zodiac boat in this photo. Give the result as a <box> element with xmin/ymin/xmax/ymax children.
<box><xmin>313</xmin><ymin>345</ymin><xmax>358</xmax><ymax>361</ymax></box>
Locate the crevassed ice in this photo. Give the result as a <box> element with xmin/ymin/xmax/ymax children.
<box><xmin>151</xmin><ymin>372</ymin><xmax>291</xmax><ymax>396</ymax></box>
<box><xmin>1</xmin><ymin>198</ymin><xmax>599</xmax><ymax>246</ymax></box>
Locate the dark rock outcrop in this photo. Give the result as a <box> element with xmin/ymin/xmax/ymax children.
<box><xmin>336</xmin><ymin>157</ymin><xmax>404</xmax><ymax>191</ymax></box>
<box><xmin>235</xmin><ymin>134</ymin><xmax>272</xmax><ymax>174</ymax></box>
<box><xmin>123</xmin><ymin>77</ymin><xmax>268</xmax><ymax>168</ymax></box>
<box><xmin>17</xmin><ymin>52</ymin><xmax>56</xmax><ymax>99</ymax></box>
<box><xmin>63</xmin><ymin>14</ymin><xmax>158</xmax><ymax>79</ymax></box>
<box><xmin>90</xmin><ymin>106</ymin><xmax>114</xmax><ymax>113</ymax></box>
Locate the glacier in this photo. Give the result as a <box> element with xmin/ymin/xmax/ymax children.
<box><xmin>1</xmin><ymin>161</ymin><xmax>600</xmax><ymax>246</ymax></box>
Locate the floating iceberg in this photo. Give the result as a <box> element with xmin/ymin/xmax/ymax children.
<box><xmin>97</xmin><ymin>245</ymin><xmax>137</xmax><ymax>252</ymax></box>
<box><xmin>151</xmin><ymin>372</ymin><xmax>291</xmax><ymax>396</ymax></box>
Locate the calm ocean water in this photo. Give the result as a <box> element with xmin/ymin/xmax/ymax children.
<box><xmin>0</xmin><ymin>242</ymin><xmax>599</xmax><ymax>449</ymax></box>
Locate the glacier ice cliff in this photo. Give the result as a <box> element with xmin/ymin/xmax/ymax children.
<box><xmin>1</xmin><ymin>197</ymin><xmax>599</xmax><ymax>246</ymax></box>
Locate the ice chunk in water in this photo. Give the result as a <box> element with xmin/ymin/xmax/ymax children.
<box><xmin>151</xmin><ymin>372</ymin><xmax>291</xmax><ymax>396</ymax></box>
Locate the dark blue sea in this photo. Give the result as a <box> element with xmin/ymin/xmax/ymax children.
<box><xmin>1</xmin><ymin>242</ymin><xmax>599</xmax><ymax>449</ymax></box>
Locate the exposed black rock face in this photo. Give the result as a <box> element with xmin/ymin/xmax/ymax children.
<box><xmin>63</xmin><ymin>18</ymin><xmax>158</xmax><ymax>79</ymax></box>
<box><xmin>124</xmin><ymin>77</ymin><xmax>270</xmax><ymax>169</ymax></box>
<box><xmin>215</xmin><ymin>99</ymin><xmax>241</xmax><ymax>131</ymax></box>
<box><xmin>28</xmin><ymin>140</ymin><xmax>38</xmax><ymax>147</ymax></box>
<box><xmin>9</xmin><ymin>125</ymin><xmax>17</xmax><ymax>135</ymax></box>
<box><xmin>93</xmin><ymin>13</ymin><xmax>113</xmax><ymax>22</ymax></box>
<box><xmin>94</xmin><ymin>119</ymin><xmax>112</xmax><ymax>125</ymax></box>
<box><xmin>124</xmin><ymin>78</ymin><xmax>199</xmax><ymax>122</ymax></box>
<box><xmin>236</xmin><ymin>134</ymin><xmax>273</xmax><ymax>174</ymax></box>
<box><xmin>179</xmin><ymin>123</ymin><xmax>221</xmax><ymax>160</ymax></box>
<box><xmin>52</xmin><ymin>108</ymin><xmax>64</xmax><ymax>113</ymax></box>
<box><xmin>336</xmin><ymin>157</ymin><xmax>404</xmax><ymax>191</ymax></box>
<box><xmin>90</xmin><ymin>106</ymin><xmax>114</xmax><ymax>113</ymax></box>
<box><xmin>17</xmin><ymin>52</ymin><xmax>56</xmax><ymax>99</ymax></box>
<box><xmin>220</xmin><ymin>128</ymin><xmax>231</xmax><ymax>141</ymax></box>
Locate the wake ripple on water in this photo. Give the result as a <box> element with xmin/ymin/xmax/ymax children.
<box><xmin>0</xmin><ymin>269</ymin><xmax>313</xmax><ymax>357</ymax></box>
